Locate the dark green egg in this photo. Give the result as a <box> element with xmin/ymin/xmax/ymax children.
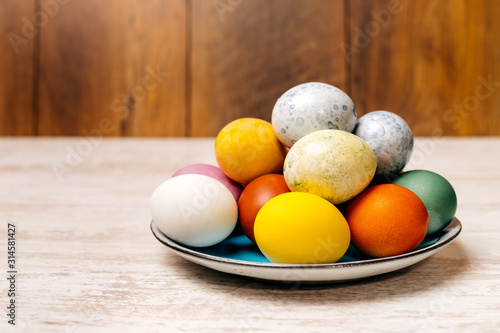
<box><xmin>392</xmin><ymin>170</ymin><xmax>457</xmax><ymax>235</ymax></box>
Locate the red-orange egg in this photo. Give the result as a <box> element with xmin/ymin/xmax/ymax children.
<box><xmin>237</xmin><ymin>174</ymin><xmax>290</xmax><ymax>243</ymax></box>
<box><xmin>345</xmin><ymin>184</ymin><xmax>429</xmax><ymax>257</ymax></box>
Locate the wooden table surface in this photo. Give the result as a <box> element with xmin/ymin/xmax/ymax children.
<box><xmin>1</xmin><ymin>137</ymin><xmax>499</xmax><ymax>332</ymax></box>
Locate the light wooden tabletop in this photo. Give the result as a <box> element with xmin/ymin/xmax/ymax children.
<box><xmin>1</xmin><ymin>137</ymin><xmax>499</xmax><ymax>333</ymax></box>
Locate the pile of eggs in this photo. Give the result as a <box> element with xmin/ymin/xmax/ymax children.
<box><xmin>150</xmin><ymin>82</ymin><xmax>458</xmax><ymax>264</ymax></box>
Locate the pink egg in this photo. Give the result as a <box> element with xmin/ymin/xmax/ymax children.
<box><xmin>172</xmin><ymin>164</ymin><xmax>243</xmax><ymax>201</ymax></box>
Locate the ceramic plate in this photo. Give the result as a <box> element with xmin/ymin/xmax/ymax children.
<box><xmin>151</xmin><ymin>217</ymin><xmax>462</xmax><ymax>283</ymax></box>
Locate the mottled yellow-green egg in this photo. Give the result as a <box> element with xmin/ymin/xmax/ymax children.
<box><xmin>284</xmin><ymin>130</ymin><xmax>377</xmax><ymax>204</ymax></box>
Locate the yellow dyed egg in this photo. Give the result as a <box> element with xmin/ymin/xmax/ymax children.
<box><xmin>284</xmin><ymin>129</ymin><xmax>377</xmax><ymax>204</ymax></box>
<box><xmin>254</xmin><ymin>192</ymin><xmax>351</xmax><ymax>264</ymax></box>
<box><xmin>215</xmin><ymin>118</ymin><xmax>287</xmax><ymax>186</ymax></box>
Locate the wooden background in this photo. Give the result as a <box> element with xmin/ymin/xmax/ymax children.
<box><xmin>1</xmin><ymin>0</ymin><xmax>499</xmax><ymax>137</ymax></box>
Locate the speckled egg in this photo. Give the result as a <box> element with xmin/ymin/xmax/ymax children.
<box><xmin>353</xmin><ymin>111</ymin><xmax>413</xmax><ymax>176</ymax></box>
<box><xmin>284</xmin><ymin>130</ymin><xmax>377</xmax><ymax>204</ymax></box>
<box><xmin>272</xmin><ymin>82</ymin><xmax>357</xmax><ymax>147</ymax></box>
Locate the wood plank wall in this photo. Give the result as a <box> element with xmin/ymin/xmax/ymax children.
<box><xmin>0</xmin><ymin>0</ymin><xmax>36</xmax><ymax>135</ymax></box>
<box><xmin>1</xmin><ymin>0</ymin><xmax>499</xmax><ymax>137</ymax></box>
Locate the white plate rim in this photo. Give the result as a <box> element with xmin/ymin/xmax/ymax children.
<box><xmin>151</xmin><ymin>217</ymin><xmax>462</xmax><ymax>281</ymax></box>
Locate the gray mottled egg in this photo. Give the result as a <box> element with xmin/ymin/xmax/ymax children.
<box><xmin>354</xmin><ymin>111</ymin><xmax>413</xmax><ymax>176</ymax></box>
<box><xmin>272</xmin><ymin>82</ymin><xmax>357</xmax><ymax>147</ymax></box>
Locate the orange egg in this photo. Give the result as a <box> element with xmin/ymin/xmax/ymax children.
<box><xmin>214</xmin><ymin>118</ymin><xmax>287</xmax><ymax>185</ymax></box>
<box><xmin>345</xmin><ymin>184</ymin><xmax>429</xmax><ymax>257</ymax></box>
<box><xmin>238</xmin><ymin>174</ymin><xmax>290</xmax><ymax>243</ymax></box>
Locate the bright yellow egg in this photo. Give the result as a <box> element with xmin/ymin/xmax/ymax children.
<box><xmin>254</xmin><ymin>192</ymin><xmax>351</xmax><ymax>264</ymax></box>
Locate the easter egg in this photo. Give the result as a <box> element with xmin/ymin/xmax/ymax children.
<box><xmin>353</xmin><ymin>111</ymin><xmax>413</xmax><ymax>176</ymax></box>
<box><xmin>272</xmin><ymin>82</ymin><xmax>357</xmax><ymax>147</ymax></box>
<box><xmin>345</xmin><ymin>184</ymin><xmax>429</xmax><ymax>257</ymax></box>
<box><xmin>172</xmin><ymin>164</ymin><xmax>243</xmax><ymax>201</ymax></box>
<box><xmin>215</xmin><ymin>118</ymin><xmax>287</xmax><ymax>185</ymax></box>
<box><xmin>150</xmin><ymin>174</ymin><xmax>238</xmax><ymax>247</ymax></box>
<box><xmin>238</xmin><ymin>174</ymin><xmax>290</xmax><ymax>243</ymax></box>
<box><xmin>254</xmin><ymin>192</ymin><xmax>350</xmax><ymax>264</ymax></box>
<box><xmin>392</xmin><ymin>170</ymin><xmax>457</xmax><ymax>235</ymax></box>
<box><xmin>284</xmin><ymin>130</ymin><xmax>377</xmax><ymax>204</ymax></box>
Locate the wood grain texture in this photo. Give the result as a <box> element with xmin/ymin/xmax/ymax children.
<box><xmin>0</xmin><ymin>137</ymin><xmax>499</xmax><ymax>332</ymax></box>
<box><xmin>348</xmin><ymin>0</ymin><xmax>500</xmax><ymax>136</ymax></box>
<box><xmin>190</xmin><ymin>0</ymin><xmax>347</xmax><ymax>136</ymax></box>
<box><xmin>37</xmin><ymin>0</ymin><xmax>186</xmax><ymax>136</ymax></box>
<box><xmin>0</xmin><ymin>0</ymin><xmax>36</xmax><ymax>135</ymax></box>
<box><xmin>2</xmin><ymin>0</ymin><xmax>500</xmax><ymax>137</ymax></box>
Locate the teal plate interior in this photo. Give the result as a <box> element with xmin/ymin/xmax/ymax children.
<box><xmin>182</xmin><ymin>223</ymin><xmax>442</xmax><ymax>264</ymax></box>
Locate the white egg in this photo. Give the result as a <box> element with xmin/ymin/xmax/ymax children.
<box><xmin>150</xmin><ymin>174</ymin><xmax>238</xmax><ymax>247</ymax></box>
<box><xmin>272</xmin><ymin>82</ymin><xmax>357</xmax><ymax>147</ymax></box>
